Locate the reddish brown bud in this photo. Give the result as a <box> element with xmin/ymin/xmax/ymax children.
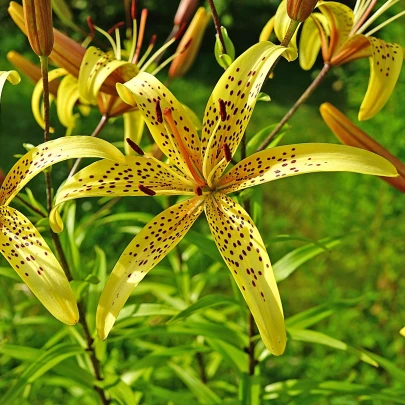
<box><xmin>22</xmin><ymin>0</ymin><xmax>54</xmax><ymax>56</ymax></box>
<box><xmin>174</xmin><ymin>0</ymin><xmax>199</xmax><ymax>27</ymax></box>
<box><xmin>286</xmin><ymin>0</ymin><xmax>318</xmax><ymax>22</ymax></box>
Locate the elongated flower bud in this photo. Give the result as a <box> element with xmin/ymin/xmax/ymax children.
<box><xmin>215</xmin><ymin>26</ymin><xmax>235</xmax><ymax>69</ymax></box>
<box><xmin>7</xmin><ymin>51</ymin><xmax>60</xmax><ymax>96</ymax></box>
<box><xmin>286</xmin><ymin>0</ymin><xmax>317</xmax><ymax>22</ymax></box>
<box><xmin>22</xmin><ymin>0</ymin><xmax>54</xmax><ymax>56</ymax></box>
<box><xmin>169</xmin><ymin>7</ymin><xmax>210</xmax><ymax>78</ymax></box>
<box><xmin>174</xmin><ymin>0</ymin><xmax>199</xmax><ymax>27</ymax></box>
<box><xmin>320</xmin><ymin>103</ymin><xmax>405</xmax><ymax>193</ymax></box>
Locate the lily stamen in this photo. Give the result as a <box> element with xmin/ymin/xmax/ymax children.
<box><xmin>195</xmin><ymin>186</ymin><xmax>202</xmax><ymax>196</ymax></box>
<box><xmin>138</xmin><ymin>184</ymin><xmax>156</xmax><ymax>195</ymax></box>
<box><xmin>218</xmin><ymin>98</ymin><xmax>227</xmax><ymax>121</ymax></box>
<box><xmin>163</xmin><ymin>107</ymin><xmax>206</xmax><ymax>186</ymax></box>
<box><xmin>223</xmin><ymin>143</ymin><xmax>232</xmax><ymax>162</ymax></box>
<box><xmin>133</xmin><ymin>8</ymin><xmax>148</xmax><ymax>64</ymax></box>
<box><xmin>137</xmin><ymin>34</ymin><xmax>157</xmax><ymax>68</ymax></box>
<box><xmin>126</xmin><ymin>138</ymin><xmax>144</xmax><ymax>155</ymax></box>
<box><xmin>155</xmin><ymin>100</ymin><xmax>163</xmax><ymax>123</ymax></box>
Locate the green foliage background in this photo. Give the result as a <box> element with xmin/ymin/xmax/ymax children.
<box><xmin>0</xmin><ymin>0</ymin><xmax>404</xmax><ymax>404</ymax></box>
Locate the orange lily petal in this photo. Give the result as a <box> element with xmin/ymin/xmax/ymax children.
<box><xmin>205</xmin><ymin>193</ymin><xmax>286</xmax><ymax>355</ymax></box>
<box><xmin>320</xmin><ymin>102</ymin><xmax>405</xmax><ymax>192</ymax></box>
<box><xmin>117</xmin><ymin>73</ymin><xmax>202</xmax><ymax>179</ymax></box>
<box><xmin>330</xmin><ymin>34</ymin><xmax>371</xmax><ymax>65</ymax></box>
<box><xmin>219</xmin><ymin>143</ymin><xmax>397</xmax><ymax>194</ymax></box>
<box><xmin>50</xmin><ymin>156</ymin><xmax>195</xmax><ymax>233</ymax></box>
<box><xmin>0</xmin><ymin>206</ymin><xmax>78</xmax><ymax>324</ymax></box>
<box><xmin>201</xmin><ymin>42</ymin><xmax>286</xmax><ymax>185</ymax></box>
<box><xmin>96</xmin><ymin>196</ymin><xmax>205</xmax><ymax>339</ymax></box>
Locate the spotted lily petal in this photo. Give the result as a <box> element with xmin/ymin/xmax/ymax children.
<box><xmin>317</xmin><ymin>1</ymin><xmax>354</xmax><ymax>60</ymax></box>
<box><xmin>0</xmin><ymin>136</ymin><xmax>125</xmax><ymax>207</ymax></box>
<box><xmin>358</xmin><ymin>38</ymin><xmax>403</xmax><ymax>121</ymax></box>
<box><xmin>320</xmin><ymin>102</ymin><xmax>405</xmax><ymax>192</ymax></box>
<box><xmin>274</xmin><ymin>0</ymin><xmax>298</xmax><ymax>61</ymax></box>
<box><xmin>50</xmin><ymin>156</ymin><xmax>195</xmax><ymax>233</ymax></box>
<box><xmin>79</xmin><ymin>46</ymin><xmax>139</xmax><ymax>104</ymax></box>
<box><xmin>299</xmin><ymin>14</ymin><xmax>329</xmax><ymax>70</ymax></box>
<box><xmin>0</xmin><ymin>70</ymin><xmax>21</xmax><ymax>101</ymax></box>
<box><xmin>0</xmin><ymin>206</ymin><xmax>78</xmax><ymax>324</ymax></box>
<box><xmin>123</xmin><ymin>110</ymin><xmax>145</xmax><ymax>156</ymax></box>
<box><xmin>201</xmin><ymin>42</ymin><xmax>286</xmax><ymax>185</ymax></box>
<box><xmin>96</xmin><ymin>196</ymin><xmax>205</xmax><ymax>339</ymax></box>
<box><xmin>117</xmin><ymin>73</ymin><xmax>202</xmax><ymax>179</ymax></box>
<box><xmin>219</xmin><ymin>143</ymin><xmax>397</xmax><ymax>194</ymax></box>
<box><xmin>330</xmin><ymin>34</ymin><xmax>371</xmax><ymax>65</ymax></box>
<box><xmin>205</xmin><ymin>193</ymin><xmax>285</xmax><ymax>355</ymax></box>
<box><xmin>32</xmin><ymin>67</ymin><xmax>67</xmax><ymax>132</ymax></box>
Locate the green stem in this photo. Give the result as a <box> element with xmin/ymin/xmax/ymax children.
<box><xmin>207</xmin><ymin>0</ymin><xmax>226</xmax><ymax>53</ymax></box>
<box><xmin>256</xmin><ymin>62</ymin><xmax>332</xmax><ymax>152</ymax></box>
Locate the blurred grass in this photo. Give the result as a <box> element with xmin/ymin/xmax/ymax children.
<box><xmin>0</xmin><ymin>0</ymin><xmax>405</xmax><ymax>403</ymax></box>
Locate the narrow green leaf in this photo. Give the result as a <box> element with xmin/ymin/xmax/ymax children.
<box><xmin>274</xmin><ymin>235</ymin><xmax>344</xmax><ymax>282</ymax></box>
<box><xmin>206</xmin><ymin>338</ymin><xmax>248</xmax><ymax>373</ymax></box>
<box><xmin>246</xmin><ymin>123</ymin><xmax>289</xmax><ymax>155</ymax></box>
<box><xmin>288</xmin><ymin>328</ymin><xmax>378</xmax><ymax>367</ymax></box>
<box><xmin>169</xmin><ymin>363</ymin><xmax>221</xmax><ymax>404</ymax></box>
<box><xmin>239</xmin><ymin>373</ymin><xmax>261</xmax><ymax>405</ymax></box>
<box><xmin>169</xmin><ymin>295</ymin><xmax>237</xmax><ymax>323</ymax></box>
<box><xmin>0</xmin><ymin>266</ymin><xmax>21</xmax><ymax>281</ymax></box>
<box><xmin>183</xmin><ymin>231</ymin><xmax>223</xmax><ymax>262</ymax></box>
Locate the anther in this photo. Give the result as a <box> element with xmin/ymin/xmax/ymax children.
<box><xmin>195</xmin><ymin>186</ymin><xmax>202</xmax><ymax>196</ymax></box>
<box><xmin>138</xmin><ymin>184</ymin><xmax>156</xmax><ymax>195</ymax></box>
<box><xmin>107</xmin><ymin>21</ymin><xmax>125</xmax><ymax>35</ymax></box>
<box><xmin>150</xmin><ymin>34</ymin><xmax>157</xmax><ymax>47</ymax></box>
<box><xmin>218</xmin><ymin>98</ymin><xmax>227</xmax><ymax>121</ymax></box>
<box><xmin>126</xmin><ymin>138</ymin><xmax>144</xmax><ymax>155</ymax></box>
<box><xmin>223</xmin><ymin>143</ymin><xmax>232</xmax><ymax>162</ymax></box>
<box><xmin>87</xmin><ymin>16</ymin><xmax>96</xmax><ymax>38</ymax></box>
<box><xmin>174</xmin><ymin>22</ymin><xmax>187</xmax><ymax>40</ymax></box>
<box><xmin>180</xmin><ymin>38</ymin><xmax>193</xmax><ymax>54</ymax></box>
<box><xmin>131</xmin><ymin>0</ymin><xmax>137</xmax><ymax>20</ymax></box>
<box><xmin>155</xmin><ymin>100</ymin><xmax>163</xmax><ymax>123</ymax></box>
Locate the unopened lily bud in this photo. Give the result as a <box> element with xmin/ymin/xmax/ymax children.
<box><xmin>7</xmin><ymin>51</ymin><xmax>60</xmax><ymax>95</ymax></box>
<box><xmin>215</xmin><ymin>26</ymin><xmax>235</xmax><ymax>69</ymax></box>
<box><xmin>169</xmin><ymin>7</ymin><xmax>210</xmax><ymax>78</ymax></box>
<box><xmin>174</xmin><ymin>0</ymin><xmax>199</xmax><ymax>27</ymax></box>
<box><xmin>320</xmin><ymin>103</ymin><xmax>405</xmax><ymax>193</ymax></box>
<box><xmin>286</xmin><ymin>0</ymin><xmax>318</xmax><ymax>22</ymax></box>
<box><xmin>22</xmin><ymin>0</ymin><xmax>54</xmax><ymax>56</ymax></box>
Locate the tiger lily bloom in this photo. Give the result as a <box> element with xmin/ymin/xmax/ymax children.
<box><xmin>266</xmin><ymin>0</ymin><xmax>404</xmax><ymax>121</ymax></box>
<box><xmin>0</xmin><ymin>136</ymin><xmax>124</xmax><ymax>324</ymax></box>
<box><xmin>49</xmin><ymin>42</ymin><xmax>397</xmax><ymax>355</ymax></box>
<box><xmin>320</xmin><ymin>102</ymin><xmax>405</xmax><ymax>193</ymax></box>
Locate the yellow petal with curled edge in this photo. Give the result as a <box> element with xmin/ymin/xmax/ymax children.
<box><xmin>299</xmin><ymin>14</ymin><xmax>330</xmax><ymax>70</ymax></box>
<box><xmin>123</xmin><ymin>110</ymin><xmax>144</xmax><ymax>155</ymax></box>
<box><xmin>317</xmin><ymin>1</ymin><xmax>353</xmax><ymax>59</ymax></box>
<box><xmin>201</xmin><ymin>42</ymin><xmax>286</xmax><ymax>185</ymax></box>
<box><xmin>0</xmin><ymin>136</ymin><xmax>125</xmax><ymax>207</ymax></box>
<box><xmin>205</xmin><ymin>193</ymin><xmax>285</xmax><ymax>355</ymax></box>
<box><xmin>218</xmin><ymin>143</ymin><xmax>397</xmax><ymax>194</ymax></box>
<box><xmin>358</xmin><ymin>38</ymin><xmax>403</xmax><ymax>121</ymax></box>
<box><xmin>78</xmin><ymin>46</ymin><xmax>138</xmax><ymax>104</ymax></box>
<box><xmin>0</xmin><ymin>70</ymin><xmax>20</xmax><ymax>101</ymax></box>
<box><xmin>96</xmin><ymin>196</ymin><xmax>205</xmax><ymax>340</ymax></box>
<box><xmin>0</xmin><ymin>206</ymin><xmax>78</xmax><ymax>324</ymax></box>
<box><xmin>50</xmin><ymin>155</ymin><xmax>195</xmax><ymax>233</ymax></box>
<box><xmin>32</xmin><ymin>67</ymin><xmax>67</xmax><ymax>133</ymax></box>
<box><xmin>274</xmin><ymin>0</ymin><xmax>298</xmax><ymax>61</ymax></box>
<box><xmin>56</xmin><ymin>74</ymin><xmax>84</xmax><ymax>129</ymax></box>
<box><xmin>117</xmin><ymin>73</ymin><xmax>202</xmax><ymax>178</ymax></box>
<box><xmin>259</xmin><ymin>16</ymin><xmax>275</xmax><ymax>42</ymax></box>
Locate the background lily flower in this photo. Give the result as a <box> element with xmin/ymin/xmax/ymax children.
<box><xmin>49</xmin><ymin>42</ymin><xmax>397</xmax><ymax>355</ymax></box>
<box><xmin>267</xmin><ymin>0</ymin><xmax>404</xmax><ymax>121</ymax></box>
<box><xmin>0</xmin><ymin>136</ymin><xmax>124</xmax><ymax>324</ymax></box>
<box><xmin>320</xmin><ymin>102</ymin><xmax>405</xmax><ymax>193</ymax></box>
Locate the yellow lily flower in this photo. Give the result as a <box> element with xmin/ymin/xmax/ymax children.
<box><xmin>49</xmin><ymin>42</ymin><xmax>397</xmax><ymax>355</ymax></box>
<box><xmin>0</xmin><ymin>70</ymin><xmax>21</xmax><ymax>101</ymax></box>
<box><xmin>0</xmin><ymin>136</ymin><xmax>124</xmax><ymax>324</ymax></box>
<box><xmin>320</xmin><ymin>102</ymin><xmax>405</xmax><ymax>193</ymax></box>
<box><xmin>297</xmin><ymin>0</ymin><xmax>404</xmax><ymax>120</ymax></box>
